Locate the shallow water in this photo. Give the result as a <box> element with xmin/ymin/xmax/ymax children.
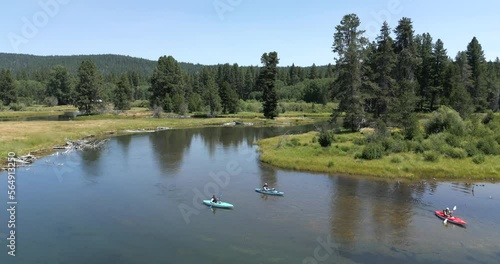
<box><xmin>1</xmin><ymin>125</ymin><xmax>499</xmax><ymax>263</ymax></box>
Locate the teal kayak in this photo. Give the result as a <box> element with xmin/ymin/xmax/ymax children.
<box><xmin>255</xmin><ymin>188</ymin><xmax>284</xmax><ymax>196</ymax></box>
<box><xmin>202</xmin><ymin>200</ymin><xmax>234</xmax><ymax>209</ymax></box>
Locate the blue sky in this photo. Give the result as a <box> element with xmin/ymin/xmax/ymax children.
<box><xmin>1</xmin><ymin>0</ymin><xmax>499</xmax><ymax>66</ymax></box>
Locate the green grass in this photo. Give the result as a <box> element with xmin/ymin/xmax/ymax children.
<box><xmin>257</xmin><ymin>131</ymin><xmax>500</xmax><ymax>180</ymax></box>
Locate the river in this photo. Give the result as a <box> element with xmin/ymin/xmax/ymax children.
<box><xmin>1</xmin><ymin>125</ymin><xmax>499</xmax><ymax>263</ymax></box>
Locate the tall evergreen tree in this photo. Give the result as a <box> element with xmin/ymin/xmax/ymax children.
<box><xmin>466</xmin><ymin>37</ymin><xmax>487</xmax><ymax>111</ymax></box>
<box><xmin>365</xmin><ymin>22</ymin><xmax>397</xmax><ymax>119</ymax></box>
<box><xmin>149</xmin><ymin>56</ymin><xmax>184</xmax><ymax>112</ymax></box>
<box><xmin>448</xmin><ymin>52</ymin><xmax>474</xmax><ymax>117</ymax></box>
<box><xmin>74</xmin><ymin>60</ymin><xmax>103</xmax><ymax>114</ymax></box>
<box><xmin>486</xmin><ymin>59</ymin><xmax>500</xmax><ymax>111</ymax></box>
<box><xmin>332</xmin><ymin>13</ymin><xmax>367</xmax><ymax>131</ymax></box>
<box><xmin>430</xmin><ymin>39</ymin><xmax>448</xmax><ymax>110</ymax></box>
<box><xmin>392</xmin><ymin>17</ymin><xmax>420</xmax><ymax>139</ymax></box>
<box><xmin>46</xmin><ymin>65</ymin><xmax>73</xmax><ymax>105</ymax></box>
<box><xmin>416</xmin><ymin>33</ymin><xmax>434</xmax><ymax>111</ymax></box>
<box><xmin>113</xmin><ymin>74</ymin><xmax>133</xmax><ymax>110</ymax></box>
<box><xmin>0</xmin><ymin>69</ymin><xmax>17</xmax><ymax>105</ymax></box>
<box><xmin>309</xmin><ymin>63</ymin><xmax>319</xmax><ymax>79</ymax></box>
<box><xmin>257</xmin><ymin>51</ymin><xmax>280</xmax><ymax>119</ymax></box>
<box><xmin>219</xmin><ymin>81</ymin><xmax>239</xmax><ymax>113</ymax></box>
<box><xmin>201</xmin><ymin>69</ymin><xmax>221</xmax><ymax>116</ymax></box>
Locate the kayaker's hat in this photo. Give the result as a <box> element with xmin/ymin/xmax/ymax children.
<box><xmin>264</xmin><ymin>183</ymin><xmax>268</xmax><ymax>185</ymax></box>
<box><xmin>446</xmin><ymin>207</ymin><xmax>449</xmax><ymax>210</ymax></box>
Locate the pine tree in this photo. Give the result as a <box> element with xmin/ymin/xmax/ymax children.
<box><xmin>365</xmin><ymin>22</ymin><xmax>397</xmax><ymax>119</ymax></box>
<box><xmin>416</xmin><ymin>33</ymin><xmax>434</xmax><ymax>111</ymax></box>
<box><xmin>46</xmin><ymin>65</ymin><xmax>73</xmax><ymax>105</ymax></box>
<box><xmin>430</xmin><ymin>39</ymin><xmax>448</xmax><ymax>110</ymax></box>
<box><xmin>309</xmin><ymin>63</ymin><xmax>319</xmax><ymax>79</ymax></box>
<box><xmin>257</xmin><ymin>51</ymin><xmax>280</xmax><ymax>119</ymax></box>
<box><xmin>201</xmin><ymin>69</ymin><xmax>221</xmax><ymax>116</ymax></box>
<box><xmin>466</xmin><ymin>37</ymin><xmax>487</xmax><ymax>111</ymax></box>
<box><xmin>0</xmin><ymin>69</ymin><xmax>17</xmax><ymax>106</ymax></box>
<box><xmin>74</xmin><ymin>60</ymin><xmax>103</xmax><ymax>114</ymax></box>
<box><xmin>332</xmin><ymin>13</ymin><xmax>367</xmax><ymax>131</ymax></box>
<box><xmin>149</xmin><ymin>56</ymin><xmax>184</xmax><ymax>112</ymax></box>
<box><xmin>392</xmin><ymin>17</ymin><xmax>420</xmax><ymax>139</ymax></box>
<box><xmin>113</xmin><ymin>74</ymin><xmax>132</xmax><ymax>110</ymax></box>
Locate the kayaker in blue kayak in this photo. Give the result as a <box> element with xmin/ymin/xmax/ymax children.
<box><xmin>263</xmin><ymin>183</ymin><xmax>275</xmax><ymax>191</ymax></box>
<box><xmin>211</xmin><ymin>195</ymin><xmax>218</xmax><ymax>204</ymax></box>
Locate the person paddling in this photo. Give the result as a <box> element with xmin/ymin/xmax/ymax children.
<box><xmin>211</xmin><ymin>195</ymin><xmax>218</xmax><ymax>204</ymax></box>
<box><xmin>443</xmin><ymin>207</ymin><xmax>453</xmax><ymax>217</ymax></box>
<box><xmin>263</xmin><ymin>183</ymin><xmax>275</xmax><ymax>191</ymax></box>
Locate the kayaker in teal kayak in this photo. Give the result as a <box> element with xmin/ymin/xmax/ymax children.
<box><xmin>263</xmin><ymin>183</ymin><xmax>275</xmax><ymax>191</ymax></box>
<box><xmin>211</xmin><ymin>195</ymin><xmax>218</xmax><ymax>204</ymax></box>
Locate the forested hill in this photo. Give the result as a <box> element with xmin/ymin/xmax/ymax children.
<box><xmin>0</xmin><ymin>53</ymin><xmax>208</xmax><ymax>76</ymax></box>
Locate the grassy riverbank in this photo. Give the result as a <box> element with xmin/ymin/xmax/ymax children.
<box><xmin>0</xmin><ymin>106</ymin><xmax>328</xmax><ymax>161</ymax></box>
<box><xmin>257</xmin><ymin>130</ymin><xmax>500</xmax><ymax>181</ymax></box>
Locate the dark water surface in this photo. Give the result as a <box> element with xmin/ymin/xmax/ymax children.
<box><xmin>1</xmin><ymin>125</ymin><xmax>499</xmax><ymax>264</ymax></box>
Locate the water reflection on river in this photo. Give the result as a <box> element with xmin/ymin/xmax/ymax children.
<box><xmin>0</xmin><ymin>125</ymin><xmax>499</xmax><ymax>264</ymax></box>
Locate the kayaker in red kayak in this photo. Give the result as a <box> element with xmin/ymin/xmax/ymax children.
<box><xmin>443</xmin><ymin>207</ymin><xmax>453</xmax><ymax>217</ymax></box>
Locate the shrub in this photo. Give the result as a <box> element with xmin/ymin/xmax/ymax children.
<box><xmin>390</xmin><ymin>140</ymin><xmax>407</xmax><ymax>153</ymax></box>
<box><xmin>131</xmin><ymin>100</ymin><xmax>149</xmax><ymax>108</ymax></box>
<box><xmin>482</xmin><ymin>110</ymin><xmax>495</xmax><ymax>125</ymax></box>
<box><xmin>9</xmin><ymin>103</ymin><xmax>26</xmax><ymax>111</ymax></box>
<box><xmin>477</xmin><ymin>137</ymin><xmax>500</xmax><ymax>155</ymax></box>
<box><xmin>423</xmin><ymin>151</ymin><xmax>440</xmax><ymax>162</ymax></box>
<box><xmin>353</xmin><ymin>136</ymin><xmax>366</xmax><ymax>145</ymax></box>
<box><xmin>318</xmin><ymin>129</ymin><xmax>334</xmax><ymax>147</ymax></box>
<box><xmin>340</xmin><ymin>145</ymin><xmax>350</xmax><ymax>152</ymax></box>
<box><xmin>311</xmin><ymin>136</ymin><xmax>317</xmax><ymax>143</ymax></box>
<box><xmin>44</xmin><ymin>96</ymin><xmax>58</xmax><ymax>107</ymax></box>
<box><xmin>442</xmin><ymin>147</ymin><xmax>467</xmax><ymax>159</ymax></box>
<box><xmin>464</xmin><ymin>141</ymin><xmax>479</xmax><ymax>157</ymax></box>
<box><xmin>289</xmin><ymin>138</ymin><xmax>300</xmax><ymax>147</ymax></box>
<box><xmin>424</xmin><ymin>106</ymin><xmax>465</xmax><ymax>136</ymax></box>
<box><xmin>390</xmin><ymin>156</ymin><xmax>403</xmax><ymax>163</ymax></box>
<box><xmin>361</xmin><ymin>143</ymin><xmax>385</xmax><ymax>160</ymax></box>
<box><xmin>472</xmin><ymin>154</ymin><xmax>486</xmax><ymax>164</ymax></box>
<box><xmin>327</xmin><ymin>161</ymin><xmax>334</xmax><ymax>168</ymax></box>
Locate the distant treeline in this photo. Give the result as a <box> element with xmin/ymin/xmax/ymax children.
<box><xmin>0</xmin><ymin>52</ymin><xmax>334</xmax><ymax>111</ymax></box>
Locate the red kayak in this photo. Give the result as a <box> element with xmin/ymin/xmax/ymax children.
<box><xmin>434</xmin><ymin>210</ymin><xmax>467</xmax><ymax>226</ymax></box>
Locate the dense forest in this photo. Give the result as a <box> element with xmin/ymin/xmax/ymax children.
<box><xmin>0</xmin><ymin>14</ymin><xmax>499</xmax><ymax>124</ymax></box>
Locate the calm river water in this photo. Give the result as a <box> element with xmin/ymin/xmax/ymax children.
<box><xmin>1</xmin><ymin>125</ymin><xmax>499</xmax><ymax>264</ymax></box>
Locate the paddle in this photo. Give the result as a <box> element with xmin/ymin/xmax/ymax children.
<box><xmin>443</xmin><ymin>206</ymin><xmax>457</xmax><ymax>224</ymax></box>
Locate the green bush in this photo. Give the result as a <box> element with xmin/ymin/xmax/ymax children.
<box><xmin>442</xmin><ymin>147</ymin><xmax>467</xmax><ymax>159</ymax></box>
<box><xmin>424</xmin><ymin>106</ymin><xmax>466</xmax><ymax>136</ymax></box>
<box><xmin>472</xmin><ymin>154</ymin><xmax>486</xmax><ymax>164</ymax></box>
<box><xmin>382</xmin><ymin>137</ymin><xmax>394</xmax><ymax>151</ymax></box>
<box><xmin>464</xmin><ymin>141</ymin><xmax>479</xmax><ymax>157</ymax></box>
<box><xmin>44</xmin><ymin>96</ymin><xmax>58</xmax><ymax>107</ymax></box>
<box><xmin>340</xmin><ymin>145</ymin><xmax>350</xmax><ymax>152</ymax></box>
<box><xmin>482</xmin><ymin>110</ymin><xmax>495</xmax><ymax>125</ymax></box>
<box><xmin>390</xmin><ymin>156</ymin><xmax>403</xmax><ymax>163</ymax></box>
<box><xmin>9</xmin><ymin>103</ymin><xmax>26</xmax><ymax>111</ymax></box>
<box><xmin>353</xmin><ymin>136</ymin><xmax>366</xmax><ymax>145</ymax></box>
<box><xmin>288</xmin><ymin>138</ymin><xmax>300</xmax><ymax>147</ymax></box>
<box><xmin>477</xmin><ymin>137</ymin><xmax>500</xmax><ymax>155</ymax></box>
<box><xmin>444</xmin><ymin>133</ymin><xmax>462</xmax><ymax>148</ymax></box>
<box><xmin>131</xmin><ymin>100</ymin><xmax>149</xmax><ymax>108</ymax></box>
<box><xmin>423</xmin><ymin>151</ymin><xmax>440</xmax><ymax>162</ymax></box>
<box><xmin>390</xmin><ymin>140</ymin><xmax>407</xmax><ymax>153</ymax></box>
<box><xmin>327</xmin><ymin>161</ymin><xmax>334</xmax><ymax>168</ymax></box>
<box><xmin>318</xmin><ymin>129</ymin><xmax>334</xmax><ymax>147</ymax></box>
<box><xmin>361</xmin><ymin>143</ymin><xmax>385</xmax><ymax>160</ymax></box>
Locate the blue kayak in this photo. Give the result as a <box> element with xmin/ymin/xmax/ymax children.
<box><xmin>255</xmin><ymin>188</ymin><xmax>284</xmax><ymax>196</ymax></box>
<box><xmin>202</xmin><ymin>200</ymin><xmax>234</xmax><ymax>209</ymax></box>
